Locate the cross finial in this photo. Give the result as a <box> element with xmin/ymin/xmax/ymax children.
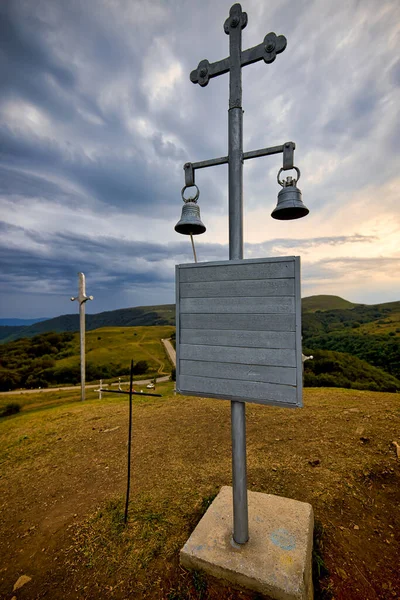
<box><xmin>190</xmin><ymin>4</ymin><xmax>287</xmax><ymax>89</ymax></box>
<box><xmin>223</xmin><ymin>3</ymin><xmax>247</xmax><ymax>34</ymax></box>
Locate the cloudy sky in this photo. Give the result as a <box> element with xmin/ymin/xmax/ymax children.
<box><xmin>0</xmin><ymin>0</ymin><xmax>399</xmax><ymax>319</ymax></box>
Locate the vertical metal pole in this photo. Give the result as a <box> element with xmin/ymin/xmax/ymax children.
<box><xmin>79</xmin><ymin>297</ymin><xmax>86</xmax><ymax>402</ymax></box>
<box><xmin>228</xmin><ymin>13</ymin><xmax>248</xmax><ymax>545</ymax></box>
<box><xmin>71</xmin><ymin>273</ymin><xmax>93</xmax><ymax>402</ymax></box>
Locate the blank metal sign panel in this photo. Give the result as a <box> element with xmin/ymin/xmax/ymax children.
<box><xmin>175</xmin><ymin>256</ymin><xmax>302</xmax><ymax>408</ymax></box>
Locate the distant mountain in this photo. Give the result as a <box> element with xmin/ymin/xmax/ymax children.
<box><xmin>2</xmin><ymin>295</ymin><xmax>399</xmax><ymax>347</ymax></box>
<box><xmin>0</xmin><ymin>304</ymin><xmax>175</xmax><ymax>343</ymax></box>
<box><xmin>0</xmin><ymin>317</ymin><xmax>49</xmax><ymax>326</ymax></box>
<box><xmin>302</xmin><ymin>295</ymin><xmax>358</xmax><ymax>312</ymax></box>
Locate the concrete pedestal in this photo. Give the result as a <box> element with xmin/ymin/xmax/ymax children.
<box><xmin>180</xmin><ymin>486</ymin><xmax>314</xmax><ymax>600</ymax></box>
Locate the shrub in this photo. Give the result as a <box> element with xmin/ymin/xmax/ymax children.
<box><xmin>133</xmin><ymin>360</ymin><xmax>149</xmax><ymax>375</ymax></box>
<box><xmin>0</xmin><ymin>403</ymin><xmax>21</xmax><ymax>417</ymax></box>
<box><xmin>0</xmin><ymin>368</ymin><xmax>21</xmax><ymax>391</ymax></box>
<box><xmin>25</xmin><ymin>374</ymin><xmax>49</xmax><ymax>389</ymax></box>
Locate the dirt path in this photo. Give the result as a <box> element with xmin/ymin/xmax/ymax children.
<box><xmin>161</xmin><ymin>338</ymin><xmax>176</xmax><ymax>367</ymax></box>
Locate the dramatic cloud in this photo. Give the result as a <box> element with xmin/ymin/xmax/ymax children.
<box><xmin>0</xmin><ymin>0</ymin><xmax>399</xmax><ymax>317</ymax></box>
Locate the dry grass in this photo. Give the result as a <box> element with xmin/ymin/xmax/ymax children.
<box><xmin>0</xmin><ymin>386</ymin><xmax>399</xmax><ymax>599</ymax></box>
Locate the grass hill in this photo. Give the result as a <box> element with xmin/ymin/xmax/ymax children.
<box><xmin>302</xmin><ymin>294</ymin><xmax>358</xmax><ymax>312</ymax></box>
<box><xmin>0</xmin><ymin>326</ymin><xmax>175</xmax><ymax>391</ymax></box>
<box><xmin>0</xmin><ymin>304</ymin><xmax>175</xmax><ymax>343</ymax></box>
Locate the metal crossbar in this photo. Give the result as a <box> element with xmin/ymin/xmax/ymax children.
<box><xmin>99</xmin><ymin>388</ymin><xmax>162</xmax><ymax>398</ymax></box>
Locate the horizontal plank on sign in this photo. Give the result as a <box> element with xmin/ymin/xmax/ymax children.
<box><xmin>180</xmin><ymin>329</ymin><xmax>295</xmax><ymax>349</ymax></box>
<box><xmin>179</xmin><ymin>360</ymin><xmax>297</xmax><ymax>385</ymax></box>
<box><xmin>178</xmin><ymin>261</ymin><xmax>295</xmax><ymax>283</ymax></box>
<box><xmin>179</xmin><ymin>344</ymin><xmax>296</xmax><ymax>367</ymax></box>
<box><xmin>180</xmin><ymin>296</ymin><xmax>295</xmax><ymax>314</ymax></box>
<box><xmin>180</xmin><ymin>278</ymin><xmax>295</xmax><ymax>298</ymax></box>
<box><xmin>178</xmin><ymin>375</ymin><xmax>297</xmax><ymax>404</ymax></box>
<box><xmin>180</xmin><ymin>313</ymin><xmax>296</xmax><ymax>331</ymax></box>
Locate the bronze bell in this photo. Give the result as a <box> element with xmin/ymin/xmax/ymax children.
<box><xmin>175</xmin><ymin>185</ymin><xmax>206</xmax><ymax>235</ymax></box>
<box><xmin>271</xmin><ymin>168</ymin><xmax>309</xmax><ymax>221</ymax></box>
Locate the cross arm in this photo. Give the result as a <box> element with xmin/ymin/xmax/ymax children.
<box><xmin>190</xmin><ymin>58</ymin><xmax>230</xmax><ymax>87</ymax></box>
<box><xmin>190</xmin><ymin>32</ymin><xmax>287</xmax><ymax>87</ymax></box>
<box><xmin>242</xmin><ymin>33</ymin><xmax>287</xmax><ymax>67</ymax></box>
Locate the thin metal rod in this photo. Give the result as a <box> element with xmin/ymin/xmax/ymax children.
<box><xmin>124</xmin><ymin>360</ymin><xmax>134</xmax><ymax>524</ymax></box>
<box><xmin>228</xmin><ymin>13</ymin><xmax>249</xmax><ymax>546</ymax></box>
<box><xmin>190</xmin><ymin>234</ymin><xmax>198</xmax><ymax>263</ymax></box>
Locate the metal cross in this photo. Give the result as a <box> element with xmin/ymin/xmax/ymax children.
<box><xmin>190</xmin><ymin>4</ymin><xmax>286</xmax><ymax>97</ymax></box>
<box><xmin>188</xmin><ymin>4</ymin><xmax>287</xmax><ymax>545</ymax></box>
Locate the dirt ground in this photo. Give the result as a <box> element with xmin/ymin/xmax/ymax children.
<box><xmin>0</xmin><ymin>386</ymin><xmax>399</xmax><ymax>600</ymax></box>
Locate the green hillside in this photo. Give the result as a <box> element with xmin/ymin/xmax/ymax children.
<box><xmin>302</xmin><ymin>295</ymin><xmax>358</xmax><ymax>312</ymax></box>
<box><xmin>302</xmin><ymin>300</ymin><xmax>400</xmax><ymax>381</ymax></box>
<box><xmin>0</xmin><ymin>326</ymin><xmax>175</xmax><ymax>391</ymax></box>
<box><xmin>303</xmin><ymin>348</ymin><xmax>400</xmax><ymax>392</ymax></box>
<box><xmin>0</xmin><ymin>304</ymin><xmax>175</xmax><ymax>343</ymax></box>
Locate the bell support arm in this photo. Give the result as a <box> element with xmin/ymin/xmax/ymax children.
<box><xmin>183</xmin><ymin>141</ymin><xmax>296</xmax><ymax>186</ymax></box>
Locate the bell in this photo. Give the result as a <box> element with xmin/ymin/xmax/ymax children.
<box><xmin>175</xmin><ymin>201</ymin><xmax>206</xmax><ymax>235</ymax></box>
<box><xmin>271</xmin><ymin>175</ymin><xmax>309</xmax><ymax>221</ymax></box>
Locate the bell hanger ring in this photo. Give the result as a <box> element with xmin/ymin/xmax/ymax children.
<box><xmin>277</xmin><ymin>166</ymin><xmax>301</xmax><ymax>187</ymax></box>
<box><xmin>181</xmin><ymin>184</ymin><xmax>200</xmax><ymax>203</ymax></box>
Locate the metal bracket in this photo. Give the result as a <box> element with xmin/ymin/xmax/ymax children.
<box><xmin>184</xmin><ymin>141</ymin><xmax>296</xmax><ymax>179</ymax></box>
<box><xmin>283</xmin><ymin>141</ymin><xmax>296</xmax><ymax>170</ymax></box>
<box><xmin>184</xmin><ymin>163</ymin><xmax>195</xmax><ymax>186</ymax></box>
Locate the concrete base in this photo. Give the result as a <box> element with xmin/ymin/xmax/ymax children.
<box><xmin>180</xmin><ymin>486</ymin><xmax>314</xmax><ymax>600</ymax></box>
